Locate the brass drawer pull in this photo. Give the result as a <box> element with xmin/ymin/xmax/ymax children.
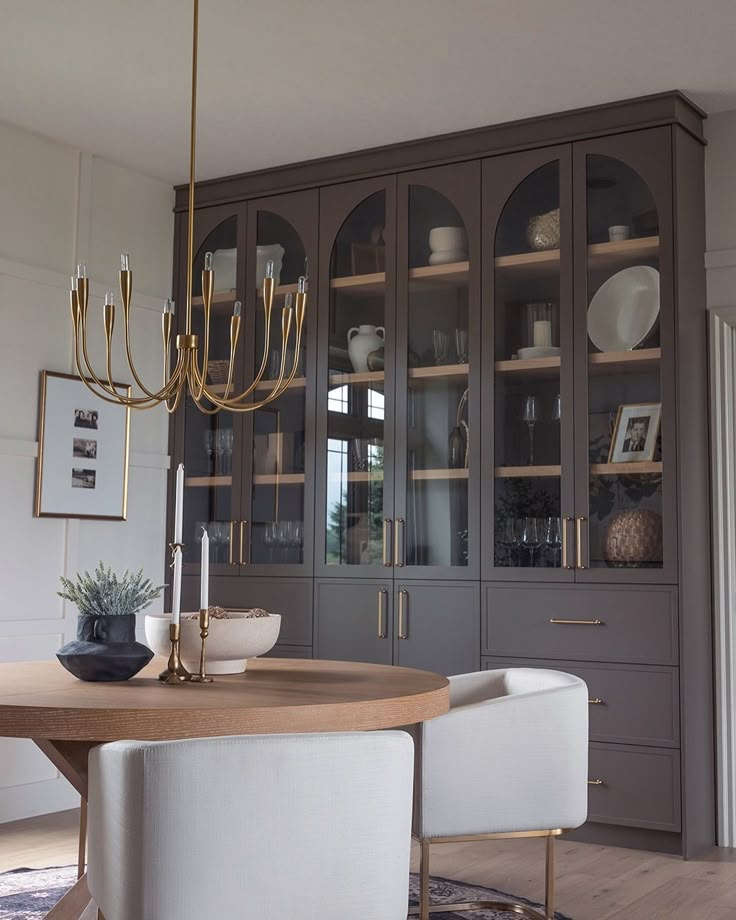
<box><xmin>377</xmin><ymin>589</ymin><xmax>388</xmax><ymax>638</ymax></box>
<box><xmin>394</xmin><ymin>518</ymin><xmax>406</xmax><ymax>567</ymax></box>
<box><xmin>398</xmin><ymin>589</ymin><xmax>408</xmax><ymax>639</ymax></box>
<box><xmin>562</xmin><ymin>516</ymin><xmax>574</xmax><ymax>570</ymax></box>
<box><xmin>382</xmin><ymin>518</ymin><xmax>393</xmax><ymax>567</ymax></box>
<box><xmin>549</xmin><ymin>618</ymin><xmax>603</xmax><ymax>626</ymax></box>
<box><xmin>588</xmin><ymin>698</ymin><xmax>604</xmax><ymax>705</ymax></box>
<box><xmin>588</xmin><ymin>778</ymin><xmax>604</xmax><ymax>786</ymax></box>
<box><xmin>228</xmin><ymin>521</ymin><xmax>235</xmax><ymax>565</ymax></box>
<box><xmin>239</xmin><ymin>520</ymin><xmax>248</xmax><ymax>565</ymax></box>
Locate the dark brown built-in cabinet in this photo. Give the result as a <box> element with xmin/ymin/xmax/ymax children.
<box><xmin>169</xmin><ymin>93</ymin><xmax>712</xmax><ymax>856</ymax></box>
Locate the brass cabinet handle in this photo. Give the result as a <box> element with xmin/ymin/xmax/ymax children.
<box><xmin>239</xmin><ymin>520</ymin><xmax>248</xmax><ymax>565</ymax></box>
<box><xmin>576</xmin><ymin>516</ymin><xmax>587</xmax><ymax>569</ymax></box>
<box><xmin>377</xmin><ymin>589</ymin><xmax>388</xmax><ymax>638</ymax></box>
<box><xmin>562</xmin><ymin>516</ymin><xmax>574</xmax><ymax>570</ymax></box>
<box><xmin>382</xmin><ymin>518</ymin><xmax>393</xmax><ymax>567</ymax></box>
<box><xmin>394</xmin><ymin>518</ymin><xmax>406</xmax><ymax>568</ymax></box>
<box><xmin>588</xmin><ymin>779</ymin><xmax>604</xmax><ymax>786</ymax></box>
<box><xmin>588</xmin><ymin>698</ymin><xmax>604</xmax><ymax>705</ymax></box>
<box><xmin>229</xmin><ymin>521</ymin><xmax>235</xmax><ymax>565</ymax></box>
<box><xmin>397</xmin><ymin>589</ymin><xmax>408</xmax><ymax>639</ymax></box>
<box><xmin>549</xmin><ymin>618</ymin><xmax>603</xmax><ymax>626</ymax></box>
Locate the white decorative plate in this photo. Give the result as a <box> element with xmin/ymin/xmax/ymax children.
<box><xmin>587</xmin><ymin>266</ymin><xmax>660</xmax><ymax>352</ymax></box>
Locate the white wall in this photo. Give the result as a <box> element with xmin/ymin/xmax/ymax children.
<box><xmin>0</xmin><ymin>120</ymin><xmax>173</xmax><ymax>823</ymax></box>
<box><xmin>705</xmin><ymin>110</ymin><xmax>736</xmax><ymax>306</ymax></box>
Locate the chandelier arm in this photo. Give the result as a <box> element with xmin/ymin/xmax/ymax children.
<box><xmin>104</xmin><ymin>301</ymin><xmax>115</xmax><ymax>393</ymax></box>
<box><xmin>119</xmin><ymin>275</ymin><xmax>173</xmax><ymax>399</ymax></box>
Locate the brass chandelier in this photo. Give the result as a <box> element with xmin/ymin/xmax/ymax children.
<box><xmin>69</xmin><ymin>0</ymin><xmax>306</xmax><ymax>414</ymax></box>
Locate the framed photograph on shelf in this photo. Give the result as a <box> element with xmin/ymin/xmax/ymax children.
<box><xmin>608</xmin><ymin>403</ymin><xmax>661</xmax><ymax>464</ymax></box>
<box><xmin>35</xmin><ymin>371</ymin><xmax>131</xmax><ymax>520</ymax></box>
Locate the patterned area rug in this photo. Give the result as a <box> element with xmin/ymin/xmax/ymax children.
<box><xmin>0</xmin><ymin>866</ymin><xmax>573</xmax><ymax>919</ymax></box>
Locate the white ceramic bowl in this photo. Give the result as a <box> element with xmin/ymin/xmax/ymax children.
<box><xmin>145</xmin><ymin>612</ymin><xmax>281</xmax><ymax>674</ymax></box>
<box><xmin>428</xmin><ymin>226</ymin><xmax>467</xmax><ymax>253</ymax></box>
<box><xmin>256</xmin><ymin>244</ymin><xmax>284</xmax><ymax>288</ymax></box>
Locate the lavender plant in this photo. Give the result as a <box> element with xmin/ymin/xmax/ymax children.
<box><xmin>58</xmin><ymin>562</ymin><xmax>164</xmax><ymax>617</ymax></box>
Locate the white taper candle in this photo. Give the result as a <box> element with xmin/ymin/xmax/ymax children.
<box><xmin>174</xmin><ymin>463</ymin><xmax>184</xmax><ymax>544</ymax></box>
<box><xmin>171</xmin><ymin>546</ymin><xmax>183</xmax><ymax>627</ymax></box>
<box><xmin>200</xmin><ymin>528</ymin><xmax>209</xmax><ymax>611</ymax></box>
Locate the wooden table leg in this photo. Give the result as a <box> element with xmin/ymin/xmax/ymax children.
<box><xmin>77</xmin><ymin>797</ymin><xmax>87</xmax><ymax>879</ymax></box>
<box><xmin>32</xmin><ymin>740</ymin><xmax>100</xmax><ymax>920</ymax></box>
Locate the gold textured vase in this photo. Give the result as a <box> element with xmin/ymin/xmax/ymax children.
<box><xmin>604</xmin><ymin>510</ymin><xmax>663</xmax><ymax>567</ymax></box>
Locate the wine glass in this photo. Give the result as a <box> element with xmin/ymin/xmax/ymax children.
<box><xmin>499</xmin><ymin>517</ymin><xmax>520</xmax><ymax>567</ymax></box>
<box><xmin>222</xmin><ymin>428</ymin><xmax>234</xmax><ymax>475</ymax></box>
<box><xmin>455</xmin><ymin>328</ymin><xmax>469</xmax><ymax>364</ymax></box>
<box><xmin>204</xmin><ymin>430</ymin><xmax>215</xmax><ymax>475</ymax></box>
<box><xmin>522</xmin><ymin>516</ymin><xmax>543</xmax><ymax>567</ymax></box>
<box><xmin>522</xmin><ymin>396</ymin><xmax>540</xmax><ymax>465</ymax></box>
<box><xmin>433</xmin><ymin>330</ymin><xmax>449</xmax><ymax>366</ymax></box>
<box><xmin>545</xmin><ymin>516</ymin><xmax>562</xmax><ymax>568</ymax></box>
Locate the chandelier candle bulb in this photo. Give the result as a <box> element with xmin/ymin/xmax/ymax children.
<box><xmin>120</xmin><ymin>253</ymin><xmax>130</xmax><ymax>271</ymax></box>
<box><xmin>233</xmin><ymin>300</ymin><xmax>242</xmax><ymax>317</ymax></box>
<box><xmin>266</xmin><ymin>259</ymin><xmax>274</xmax><ymax>279</ymax></box>
<box><xmin>200</xmin><ymin>528</ymin><xmax>209</xmax><ymax>611</ymax></box>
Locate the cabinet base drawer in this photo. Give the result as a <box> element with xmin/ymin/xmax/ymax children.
<box><xmin>482</xmin><ymin>657</ymin><xmax>679</xmax><ymax>747</ymax></box>
<box><xmin>587</xmin><ymin>743</ymin><xmax>681</xmax><ymax>832</ymax></box>
<box><xmin>483</xmin><ymin>584</ymin><xmax>678</xmax><ymax>665</ymax></box>
<box><xmin>265</xmin><ymin>644</ymin><xmax>313</xmax><ymax>659</ymax></box>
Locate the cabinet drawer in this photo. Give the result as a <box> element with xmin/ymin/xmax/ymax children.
<box><xmin>482</xmin><ymin>657</ymin><xmax>679</xmax><ymax>747</ymax></box>
<box><xmin>587</xmin><ymin>743</ymin><xmax>681</xmax><ymax>832</ymax></box>
<box><xmin>483</xmin><ymin>584</ymin><xmax>678</xmax><ymax>665</ymax></box>
<box><xmin>183</xmin><ymin>576</ymin><xmax>313</xmax><ymax>646</ymax></box>
<box><xmin>264</xmin><ymin>644</ymin><xmax>313</xmax><ymax>659</ymax></box>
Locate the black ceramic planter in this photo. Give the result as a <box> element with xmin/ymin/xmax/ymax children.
<box><xmin>57</xmin><ymin>614</ymin><xmax>154</xmax><ymax>682</ymax></box>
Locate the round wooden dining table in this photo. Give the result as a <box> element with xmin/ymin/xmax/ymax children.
<box><xmin>0</xmin><ymin>656</ymin><xmax>449</xmax><ymax>920</ymax></box>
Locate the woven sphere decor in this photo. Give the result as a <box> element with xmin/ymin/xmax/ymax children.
<box><xmin>604</xmin><ymin>509</ymin><xmax>663</xmax><ymax>567</ymax></box>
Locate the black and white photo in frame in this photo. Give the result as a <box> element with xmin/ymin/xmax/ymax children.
<box><xmin>608</xmin><ymin>402</ymin><xmax>661</xmax><ymax>464</ymax></box>
<box><xmin>35</xmin><ymin>372</ymin><xmax>130</xmax><ymax>519</ymax></box>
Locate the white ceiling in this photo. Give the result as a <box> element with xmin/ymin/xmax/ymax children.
<box><xmin>2</xmin><ymin>0</ymin><xmax>736</xmax><ymax>186</ymax></box>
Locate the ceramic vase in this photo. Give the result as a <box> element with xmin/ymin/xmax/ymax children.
<box><xmin>347</xmin><ymin>325</ymin><xmax>385</xmax><ymax>373</ymax></box>
<box><xmin>57</xmin><ymin>613</ymin><xmax>153</xmax><ymax>682</ymax></box>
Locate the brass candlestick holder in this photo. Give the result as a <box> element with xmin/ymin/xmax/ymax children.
<box><xmin>158</xmin><ymin>623</ymin><xmax>191</xmax><ymax>684</ymax></box>
<box><xmin>190</xmin><ymin>607</ymin><xmax>213</xmax><ymax>683</ymax></box>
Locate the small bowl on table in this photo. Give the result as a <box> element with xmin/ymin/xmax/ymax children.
<box><xmin>145</xmin><ymin>609</ymin><xmax>281</xmax><ymax>674</ymax></box>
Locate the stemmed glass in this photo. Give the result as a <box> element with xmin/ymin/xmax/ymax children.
<box><xmin>433</xmin><ymin>330</ymin><xmax>449</xmax><ymax>366</ymax></box>
<box><xmin>521</xmin><ymin>517</ymin><xmax>544</xmax><ymax>567</ymax></box>
<box><xmin>522</xmin><ymin>396</ymin><xmax>539</xmax><ymax>465</ymax></box>
<box><xmin>204</xmin><ymin>430</ymin><xmax>215</xmax><ymax>475</ymax></box>
<box><xmin>455</xmin><ymin>329</ymin><xmax>469</xmax><ymax>364</ymax></box>
<box><xmin>499</xmin><ymin>517</ymin><xmax>521</xmax><ymax>567</ymax></box>
<box><xmin>545</xmin><ymin>516</ymin><xmax>562</xmax><ymax>568</ymax></box>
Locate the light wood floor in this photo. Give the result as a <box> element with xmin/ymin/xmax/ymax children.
<box><xmin>2</xmin><ymin>809</ymin><xmax>736</xmax><ymax>919</ymax></box>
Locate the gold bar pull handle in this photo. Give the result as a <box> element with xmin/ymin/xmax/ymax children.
<box><xmin>549</xmin><ymin>618</ymin><xmax>603</xmax><ymax>626</ymax></box>
<box><xmin>394</xmin><ymin>518</ymin><xmax>406</xmax><ymax>568</ymax></box>
<box><xmin>576</xmin><ymin>516</ymin><xmax>587</xmax><ymax>569</ymax></box>
<box><xmin>562</xmin><ymin>516</ymin><xmax>574</xmax><ymax>570</ymax></box>
<box><xmin>588</xmin><ymin>698</ymin><xmax>604</xmax><ymax>705</ymax></box>
<box><xmin>397</xmin><ymin>589</ymin><xmax>408</xmax><ymax>639</ymax></box>
<box><xmin>382</xmin><ymin>518</ymin><xmax>393</xmax><ymax>567</ymax></box>
<box><xmin>239</xmin><ymin>520</ymin><xmax>248</xmax><ymax>565</ymax></box>
<box><xmin>588</xmin><ymin>778</ymin><xmax>605</xmax><ymax>786</ymax></box>
<box><xmin>228</xmin><ymin>521</ymin><xmax>235</xmax><ymax>565</ymax></box>
<box><xmin>377</xmin><ymin>589</ymin><xmax>388</xmax><ymax>638</ymax></box>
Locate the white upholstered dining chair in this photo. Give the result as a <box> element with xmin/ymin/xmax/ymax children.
<box><xmin>87</xmin><ymin>731</ymin><xmax>414</xmax><ymax>920</ymax></box>
<box><xmin>410</xmin><ymin>668</ymin><xmax>589</xmax><ymax>920</ymax></box>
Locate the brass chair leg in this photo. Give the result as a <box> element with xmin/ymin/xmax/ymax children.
<box><xmin>545</xmin><ymin>834</ymin><xmax>555</xmax><ymax>920</ymax></box>
<box><xmin>98</xmin><ymin>911</ymin><xmax>106</xmax><ymax>920</ymax></box>
<box><xmin>419</xmin><ymin>838</ymin><xmax>430</xmax><ymax>920</ymax></box>
<box><xmin>77</xmin><ymin>797</ymin><xmax>87</xmax><ymax>880</ymax></box>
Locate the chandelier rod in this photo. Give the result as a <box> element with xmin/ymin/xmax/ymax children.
<box><xmin>184</xmin><ymin>0</ymin><xmax>200</xmax><ymax>336</ymax></box>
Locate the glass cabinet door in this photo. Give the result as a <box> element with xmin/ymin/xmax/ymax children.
<box><xmin>394</xmin><ymin>163</ymin><xmax>480</xmax><ymax>577</ymax></box>
<box><xmin>483</xmin><ymin>148</ymin><xmax>575</xmax><ymax>580</ymax></box>
<box><xmin>574</xmin><ymin>130</ymin><xmax>675</xmax><ymax>582</ymax></box>
<box><xmin>245</xmin><ymin>191</ymin><xmax>316</xmax><ymax>574</ymax></box>
<box><xmin>316</xmin><ymin>178</ymin><xmax>396</xmax><ymax>576</ymax></box>
<box><xmin>176</xmin><ymin>205</ymin><xmax>246</xmax><ymax>576</ymax></box>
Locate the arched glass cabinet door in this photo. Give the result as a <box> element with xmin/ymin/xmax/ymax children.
<box><xmin>174</xmin><ymin>204</ymin><xmax>246</xmax><ymax>577</ymax></box>
<box><xmin>482</xmin><ymin>146</ymin><xmax>575</xmax><ymax>580</ymax></box>
<box><xmin>573</xmin><ymin>128</ymin><xmax>676</xmax><ymax>582</ymax></box>
<box><xmin>243</xmin><ymin>190</ymin><xmax>317</xmax><ymax>574</ymax></box>
<box><xmin>394</xmin><ymin>162</ymin><xmax>480</xmax><ymax>577</ymax></box>
<box><xmin>315</xmin><ymin>177</ymin><xmax>397</xmax><ymax>576</ymax></box>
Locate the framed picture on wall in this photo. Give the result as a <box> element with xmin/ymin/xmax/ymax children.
<box><xmin>608</xmin><ymin>403</ymin><xmax>661</xmax><ymax>464</ymax></box>
<box><xmin>35</xmin><ymin>371</ymin><xmax>131</xmax><ymax>520</ymax></box>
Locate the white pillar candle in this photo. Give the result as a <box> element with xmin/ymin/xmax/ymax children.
<box><xmin>171</xmin><ymin>546</ymin><xmax>183</xmax><ymax>627</ymax></box>
<box><xmin>174</xmin><ymin>463</ymin><xmax>184</xmax><ymax>544</ymax></box>
<box><xmin>200</xmin><ymin>528</ymin><xmax>209</xmax><ymax>611</ymax></box>
<box><xmin>533</xmin><ymin>320</ymin><xmax>552</xmax><ymax>348</ymax></box>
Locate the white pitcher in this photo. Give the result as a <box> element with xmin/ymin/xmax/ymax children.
<box><xmin>347</xmin><ymin>324</ymin><xmax>385</xmax><ymax>373</ymax></box>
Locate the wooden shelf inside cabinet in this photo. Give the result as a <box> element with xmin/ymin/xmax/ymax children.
<box><xmin>206</xmin><ymin>378</ymin><xmax>308</xmax><ymax>396</ymax></box>
<box><xmin>409</xmin><ymin>363</ymin><xmax>469</xmax><ymax>380</ymax></box>
<box><xmin>494</xmin><ymin>236</ymin><xmax>659</xmax><ymax>277</ymax></box>
<box><xmin>330</xmin><ymin>272</ymin><xmax>385</xmax><ymax>295</ymax></box>
<box><xmin>408</xmin><ymin>261</ymin><xmax>469</xmax><ymax>288</ymax></box>
<box><xmin>590</xmin><ymin>461</ymin><xmax>662</xmax><ymax>476</ymax></box>
<box><xmin>328</xmin><ymin>471</ymin><xmax>384</xmax><ymax>483</ymax></box>
<box><xmin>252</xmin><ymin>473</ymin><xmax>305</xmax><ymax>485</ymax></box>
<box><xmin>410</xmin><ymin>468</ymin><xmax>469</xmax><ymax>481</ymax></box>
<box><xmin>589</xmin><ymin>348</ymin><xmax>661</xmax><ymax>373</ymax></box>
<box><xmin>185</xmin><ymin>475</ymin><xmax>233</xmax><ymax>488</ymax></box>
<box><xmin>495</xmin><ymin>357</ymin><xmax>560</xmax><ymax>377</ymax></box>
<box><xmin>191</xmin><ymin>282</ymin><xmax>300</xmax><ymax>308</ymax></box>
<box><xmin>495</xmin><ymin>465</ymin><xmax>561</xmax><ymax>478</ymax></box>
<box><xmin>329</xmin><ymin>370</ymin><xmax>385</xmax><ymax>386</ymax></box>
